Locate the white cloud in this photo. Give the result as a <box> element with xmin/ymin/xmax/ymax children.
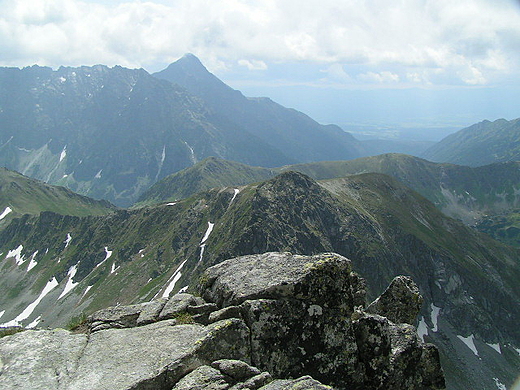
<box><xmin>238</xmin><ymin>59</ymin><xmax>267</xmax><ymax>70</ymax></box>
<box><xmin>0</xmin><ymin>0</ymin><xmax>519</xmax><ymax>86</ymax></box>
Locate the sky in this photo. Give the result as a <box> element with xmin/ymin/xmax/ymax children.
<box><xmin>1</xmin><ymin>0</ymin><xmax>520</xmax><ymax>138</ymax></box>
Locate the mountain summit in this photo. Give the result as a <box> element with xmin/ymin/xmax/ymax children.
<box><xmin>154</xmin><ymin>54</ymin><xmax>365</xmax><ymax>164</ymax></box>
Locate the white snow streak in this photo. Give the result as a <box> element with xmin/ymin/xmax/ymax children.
<box><xmin>26</xmin><ymin>316</ymin><xmax>41</xmax><ymax>329</ymax></box>
<box><xmin>162</xmin><ymin>259</ymin><xmax>187</xmax><ymax>298</ymax></box>
<box><xmin>516</xmin><ymin>348</ymin><xmax>520</xmax><ymax>356</ymax></box>
<box><xmin>457</xmin><ymin>334</ymin><xmax>479</xmax><ymax>356</ymax></box>
<box><xmin>201</xmin><ymin>222</ymin><xmax>214</xmax><ymax>244</ymax></box>
<box><xmin>155</xmin><ymin>145</ymin><xmax>166</xmax><ymax>181</ymax></box>
<box><xmin>199</xmin><ymin>244</ymin><xmax>206</xmax><ymax>263</ymax></box>
<box><xmin>486</xmin><ymin>343</ymin><xmax>502</xmax><ymax>354</ymax></box>
<box><xmin>7</xmin><ymin>245</ymin><xmax>25</xmax><ymax>265</ymax></box>
<box><xmin>96</xmin><ymin>247</ymin><xmax>112</xmax><ymax>268</ymax></box>
<box><xmin>179</xmin><ymin>286</ymin><xmax>189</xmax><ymax>293</ymax></box>
<box><xmin>0</xmin><ymin>310</ymin><xmax>5</xmax><ymax>320</ymax></box>
<box><xmin>27</xmin><ymin>250</ymin><xmax>39</xmax><ymax>272</ymax></box>
<box><xmin>110</xmin><ymin>262</ymin><xmax>118</xmax><ymax>274</ymax></box>
<box><xmin>1</xmin><ymin>277</ymin><xmax>59</xmax><ymax>327</ymax></box>
<box><xmin>95</xmin><ymin>169</ymin><xmax>102</xmax><ymax>179</ymax></box>
<box><xmin>417</xmin><ymin>317</ymin><xmax>428</xmax><ymax>342</ymax></box>
<box><xmin>184</xmin><ymin>141</ymin><xmax>197</xmax><ymax>164</ymax></box>
<box><xmin>166</xmin><ymin>202</ymin><xmax>177</xmax><ymax>206</ymax></box>
<box><xmin>64</xmin><ymin>233</ymin><xmax>72</xmax><ymax>249</ymax></box>
<box><xmin>60</xmin><ymin>146</ymin><xmax>67</xmax><ymax>162</ymax></box>
<box><xmin>58</xmin><ymin>263</ymin><xmax>79</xmax><ymax>300</ymax></box>
<box><xmin>0</xmin><ymin>206</ymin><xmax>12</xmax><ymax>220</ymax></box>
<box><xmin>493</xmin><ymin>378</ymin><xmax>506</xmax><ymax>390</ymax></box>
<box><xmin>430</xmin><ymin>304</ymin><xmax>441</xmax><ymax>332</ymax></box>
<box><xmin>230</xmin><ymin>188</ymin><xmax>240</xmax><ymax>204</ymax></box>
<box><xmin>82</xmin><ymin>285</ymin><xmax>93</xmax><ymax>298</ymax></box>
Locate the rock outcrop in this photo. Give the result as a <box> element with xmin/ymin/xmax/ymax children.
<box><xmin>0</xmin><ymin>252</ymin><xmax>444</xmax><ymax>390</ymax></box>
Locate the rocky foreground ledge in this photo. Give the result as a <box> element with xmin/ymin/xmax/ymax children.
<box><xmin>0</xmin><ymin>252</ymin><xmax>445</xmax><ymax>389</ymax></box>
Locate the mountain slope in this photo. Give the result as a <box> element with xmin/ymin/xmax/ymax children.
<box><xmin>0</xmin><ymin>64</ymin><xmax>291</xmax><ymax>206</ymax></box>
<box><xmin>0</xmin><ymin>171</ymin><xmax>518</xmax><ymax>389</ymax></box>
<box><xmin>0</xmin><ymin>167</ymin><xmax>115</xmax><ymax>229</ymax></box>
<box><xmin>138</xmin><ymin>154</ymin><xmax>520</xmax><ymax>228</ymax></box>
<box><xmin>154</xmin><ymin>54</ymin><xmax>365</xmax><ymax>163</ymax></box>
<box><xmin>422</xmin><ymin>118</ymin><xmax>520</xmax><ymax>166</ymax></box>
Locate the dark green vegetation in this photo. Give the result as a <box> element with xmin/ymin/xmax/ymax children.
<box><xmin>138</xmin><ymin>154</ymin><xmax>520</xmax><ymax>243</ymax></box>
<box><xmin>422</xmin><ymin>118</ymin><xmax>520</xmax><ymax>166</ymax></box>
<box><xmin>1</xmin><ymin>171</ymin><xmax>519</xmax><ymax>389</ymax></box>
<box><xmin>475</xmin><ymin>211</ymin><xmax>520</xmax><ymax>247</ymax></box>
<box><xmin>0</xmin><ymin>167</ymin><xmax>115</xmax><ymax>229</ymax></box>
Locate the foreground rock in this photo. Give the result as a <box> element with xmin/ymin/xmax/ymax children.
<box><xmin>0</xmin><ymin>252</ymin><xmax>444</xmax><ymax>389</ymax></box>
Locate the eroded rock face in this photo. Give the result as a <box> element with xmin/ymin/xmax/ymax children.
<box><xmin>0</xmin><ymin>252</ymin><xmax>444</xmax><ymax>390</ymax></box>
<box><xmin>199</xmin><ymin>252</ymin><xmax>445</xmax><ymax>390</ymax></box>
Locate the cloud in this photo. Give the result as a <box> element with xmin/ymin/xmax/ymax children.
<box><xmin>0</xmin><ymin>0</ymin><xmax>519</xmax><ymax>87</ymax></box>
<box><xmin>238</xmin><ymin>59</ymin><xmax>268</xmax><ymax>70</ymax></box>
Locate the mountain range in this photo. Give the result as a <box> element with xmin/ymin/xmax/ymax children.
<box><xmin>1</xmin><ymin>170</ymin><xmax>519</xmax><ymax>389</ymax></box>
<box><xmin>137</xmin><ymin>154</ymin><xmax>520</xmax><ymax>245</ymax></box>
<box><xmin>422</xmin><ymin>118</ymin><xmax>520</xmax><ymax>166</ymax></box>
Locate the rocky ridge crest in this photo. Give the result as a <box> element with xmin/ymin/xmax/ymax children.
<box><xmin>0</xmin><ymin>252</ymin><xmax>444</xmax><ymax>389</ymax></box>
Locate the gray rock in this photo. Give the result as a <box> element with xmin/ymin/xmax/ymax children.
<box><xmin>159</xmin><ymin>293</ymin><xmax>199</xmax><ymax>320</ymax></box>
<box><xmin>0</xmin><ymin>318</ymin><xmax>251</xmax><ymax>390</ymax></box>
<box><xmin>366</xmin><ymin>276</ymin><xmax>423</xmax><ymax>325</ymax></box>
<box><xmin>172</xmin><ymin>365</ymin><xmax>231</xmax><ymax>390</ymax></box>
<box><xmin>208</xmin><ymin>306</ymin><xmax>242</xmax><ymax>323</ymax></box>
<box><xmin>200</xmin><ymin>252</ymin><xmax>365</xmax><ymax>312</ymax></box>
<box><xmin>136</xmin><ymin>298</ymin><xmax>168</xmax><ymax>326</ymax></box>
<box><xmin>234</xmin><ymin>371</ymin><xmax>272</xmax><ymax>390</ymax></box>
<box><xmin>211</xmin><ymin>359</ymin><xmax>261</xmax><ymax>381</ymax></box>
<box><xmin>0</xmin><ymin>329</ymin><xmax>87</xmax><ymax>390</ymax></box>
<box><xmin>259</xmin><ymin>376</ymin><xmax>333</xmax><ymax>389</ymax></box>
<box><xmin>88</xmin><ymin>303</ymin><xmax>143</xmax><ymax>332</ymax></box>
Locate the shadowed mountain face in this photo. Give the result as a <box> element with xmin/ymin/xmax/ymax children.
<box><xmin>422</xmin><ymin>118</ymin><xmax>520</xmax><ymax>166</ymax></box>
<box><xmin>154</xmin><ymin>54</ymin><xmax>365</xmax><ymax>164</ymax></box>
<box><xmin>1</xmin><ymin>171</ymin><xmax>518</xmax><ymax>389</ymax></box>
<box><xmin>0</xmin><ymin>55</ymin><xmax>365</xmax><ymax>207</ymax></box>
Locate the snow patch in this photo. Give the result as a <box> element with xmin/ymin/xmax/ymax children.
<box><xmin>184</xmin><ymin>141</ymin><xmax>197</xmax><ymax>164</ymax></box>
<box><xmin>1</xmin><ymin>277</ymin><xmax>59</xmax><ymax>327</ymax></box>
<box><xmin>201</xmin><ymin>222</ymin><xmax>214</xmax><ymax>244</ymax></box>
<box><xmin>179</xmin><ymin>286</ymin><xmax>189</xmax><ymax>293</ymax></box>
<box><xmin>60</xmin><ymin>146</ymin><xmax>67</xmax><ymax>162</ymax></box>
<box><xmin>417</xmin><ymin>317</ymin><xmax>428</xmax><ymax>342</ymax></box>
<box><xmin>64</xmin><ymin>233</ymin><xmax>72</xmax><ymax>249</ymax></box>
<box><xmin>155</xmin><ymin>145</ymin><xmax>166</xmax><ymax>181</ymax></box>
<box><xmin>82</xmin><ymin>285</ymin><xmax>93</xmax><ymax>298</ymax></box>
<box><xmin>430</xmin><ymin>304</ymin><xmax>441</xmax><ymax>332</ymax></box>
<box><xmin>515</xmin><ymin>347</ymin><xmax>520</xmax><ymax>356</ymax></box>
<box><xmin>0</xmin><ymin>310</ymin><xmax>5</xmax><ymax>320</ymax></box>
<box><xmin>96</xmin><ymin>247</ymin><xmax>112</xmax><ymax>268</ymax></box>
<box><xmin>486</xmin><ymin>343</ymin><xmax>502</xmax><ymax>354</ymax></box>
<box><xmin>59</xmin><ymin>77</ymin><xmax>66</xmax><ymax>83</ymax></box>
<box><xmin>58</xmin><ymin>263</ymin><xmax>79</xmax><ymax>300</ymax></box>
<box><xmin>110</xmin><ymin>262</ymin><xmax>119</xmax><ymax>274</ymax></box>
<box><xmin>162</xmin><ymin>259</ymin><xmax>187</xmax><ymax>298</ymax></box>
<box><xmin>230</xmin><ymin>188</ymin><xmax>240</xmax><ymax>204</ymax></box>
<box><xmin>0</xmin><ymin>206</ymin><xmax>12</xmax><ymax>220</ymax></box>
<box><xmin>199</xmin><ymin>244</ymin><xmax>206</xmax><ymax>263</ymax></box>
<box><xmin>166</xmin><ymin>202</ymin><xmax>177</xmax><ymax>206</ymax></box>
<box><xmin>26</xmin><ymin>316</ymin><xmax>41</xmax><ymax>329</ymax></box>
<box><xmin>27</xmin><ymin>250</ymin><xmax>39</xmax><ymax>272</ymax></box>
<box><xmin>7</xmin><ymin>245</ymin><xmax>25</xmax><ymax>265</ymax></box>
<box><xmin>95</xmin><ymin>169</ymin><xmax>102</xmax><ymax>179</ymax></box>
<box><xmin>493</xmin><ymin>378</ymin><xmax>506</xmax><ymax>390</ymax></box>
<box><xmin>457</xmin><ymin>334</ymin><xmax>479</xmax><ymax>356</ymax></box>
